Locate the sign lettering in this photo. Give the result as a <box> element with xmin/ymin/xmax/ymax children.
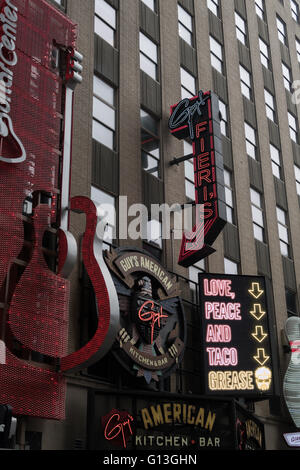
<box><xmin>168</xmin><ymin>91</ymin><xmax>227</xmax><ymax>267</ymax></box>
<box><xmin>199</xmin><ymin>274</ymin><xmax>274</xmax><ymax>397</ymax></box>
<box><xmin>0</xmin><ymin>0</ymin><xmax>26</xmax><ymax>163</ymax></box>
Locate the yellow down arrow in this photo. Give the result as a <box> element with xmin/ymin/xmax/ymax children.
<box><xmin>253</xmin><ymin>348</ymin><xmax>270</xmax><ymax>366</ymax></box>
<box><xmin>250</xmin><ymin>304</ymin><xmax>266</xmax><ymax>321</ymax></box>
<box><xmin>251</xmin><ymin>325</ymin><xmax>268</xmax><ymax>343</ymax></box>
<box><xmin>248</xmin><ymin>282</ymin><xmax>264</xmax><ymax>299</ymax></box>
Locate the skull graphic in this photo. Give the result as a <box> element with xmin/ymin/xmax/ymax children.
<box><xmin>255</xmin><ymin>367</ymin><xmax>272</xmax><ymax>391</ymax></box>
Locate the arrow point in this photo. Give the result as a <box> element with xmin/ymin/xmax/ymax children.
<box><xmin>248</xmin><ymin>282</ymin><xmax>264</xmax><ymax>299</ymax></box>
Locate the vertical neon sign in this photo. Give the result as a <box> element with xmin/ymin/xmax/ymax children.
<box><xmin>168</xmin><ymin>91</ymin><xmax>227</xmax><ymax>267</ymax></box>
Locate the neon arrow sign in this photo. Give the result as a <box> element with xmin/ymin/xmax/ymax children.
<box><xmin>168</xmin><ymin>91</ymin><xmax>227</xmax><ymax>267</ymax></box>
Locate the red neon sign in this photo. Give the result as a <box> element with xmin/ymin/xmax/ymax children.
<box><xmin>168</xmin><ymin>91</ymin><xmax>227</xmax><ymax>267</ymax></box>
<box><xmin>103</xmin><ymin>410</ymin><xmax>134</xmax><ymax>449</ymax></box>
<box><xmin>138</xmin><ymin>300</ymin><xmax>168</xmax><ymax>345</ymax></box>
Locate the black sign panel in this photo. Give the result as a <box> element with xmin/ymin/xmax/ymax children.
<box><xmin>198</xmin><ymin>274</ymin><xmax>274</xmax><ymax>398</ymax></box>
<box><xmin>235</xmin><ymin>402</ymin><xmax>265</xmax><ymax>450</ymax></box>
<box><xmin>88</xmin><ymin>391</ymin><xmax>266</xmax><ymax>451</ymax></box>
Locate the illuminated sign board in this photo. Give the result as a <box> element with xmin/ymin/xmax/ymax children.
<box><xmin>199</xmin><ymin>274</ymin><xmax>274</xmax><ymax>397</ymax></box>
<box><xmin>105</xmin><ymin>248</ymin><xmax>186</xmax><ymax>384</ymax></box>
<box><xmin>168</xmin><ymin>91</ymin><xmax>227</xmax><ymax>267</ymax></box>
<box><xmin>92</xmin><ymin>396</ymin><xmax>266</xmax><ymax>451</ymax></box>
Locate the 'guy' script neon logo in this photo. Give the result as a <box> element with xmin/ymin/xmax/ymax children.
<box><xmin>168</xmin><ymin>91</ymin><xmax>209</xmax><ymax>140</ymax></box>
<box><xmin>138</xmin><ymin>300</ymin><xmax>168</xmax><ymax>345</ymax></box>
<box><xmin>104</xmin><ymin>411</ymin><xmax>134</xmax><ymax>449</ymax></box>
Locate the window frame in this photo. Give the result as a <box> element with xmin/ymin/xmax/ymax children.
<box><xmin>219</xmin><ymin>99</ymin><xmax>228</xmax><ymax>137</ymax></box>
<box><xmin>224</xmin><ymin>169</ymin><xmax>235</xmax><ymax>225</ymax></box>
<box><xmin>288</xmin><ymin>111</ymin><xmax>298</xmax><ymax>143</ymax></box>
<box><xmin>139</xmin><ymin>31</ymin><xmax>159</xmax><ymax>81</ymax></box>
<box><xmin>264</xmin><ymin>89</ymin><xmax>276</xmax><ymax>122</ymax></box>
<box><xmin>270</xmin><ymin>144</ymin><xmax>282</xmax><ymax>180</ymax></box>
<box><xmin>282</xmin><ymin>62</ymin><xmax>292</xmax><ymax>92</ymax></box>
<box><xmin>209</xmin><ymin>35</ymin><xmax>224</xmax><ymax>75</ymax></box>
<box><xmin>277</xmin><ymin>16</ymin><xmax>287</xmax><ymax>46</ymax></box>
<box><xmin>239</xmin><ymin>65</ymin><xmax>252</xmax><ymax>100</ymax></box>
<box><xmin>291</xmin><ymin>0</ymin><xmax>300</xmax><ymax>22</ymax></box>
<box><xmin>224</xmin><ymin>258</ymin><xmax>238</xmax><ymax>275</ymax></box>
<box><xmin>207</xmin><ymin>0</ymin><xmax>220</xmax><ymax>17</ymax></box>
<box><xmin>255</xmin><ymin>0</ymin><xmax>265</xmax><ymax>21</ymax></box>
<box><xmin>180</xmin><ymin>66</ymin><xmax>196</xmax><ymax>99</ymax></box>
<box><xmin>276</xmin><ymin>206</ymin><xmax>290</xmax><ymax>257</ymax></box>
<box><xmin>259</xmin><ymin>37</ymin><xmax>270</xmax><ymax>69</ymax></box>
<box><xmin>178</xmin><ymin>4</ymin><xmax>194</xmax><ymax>47</ymax></box>
<box><xmin>140</xmin><ymin>0</ymin><xmax>156</xmax><ymax>12</ymax></box>
<box><xmin>294</xmin><ymin>164</ymin><xmax>300</xmax><ymax>195</ymax></box>
<box><xmin>94</xmin><ymin>0</ymin><xmax>117</xmax><ymax>48</ymax></box>
<box><xmin>244</xmin><ymin>122</ymin><xmax>257</xmax><ymax>160</ymax></box>
<box><xmin>250</xmin><ymin>188</ymin><xmax>265</xmax><ymax>243</ymax></box>
<box><xmin>92</xmin><ymin>75</ymin><xmax>116</xmax><ymax>150</ymax></box>
<box><xmin>296</xmin><ymin>37</ymin><xmax>300</xmax><ymax>63</ymax></box>
<box><xmin>141</xmin><ymin>108</ymin><xmax>161</xmax><ymax>178</ymax></box>
<box><xmin>91</xmin><ymin>185</ymin><xmax>116</xmax><ymax>248</ymax></box>
<box><xmin>184</xmin><ymin>140</ymin><xmax>195</xmax><ymax>201</ymax></box>
<box><xmin>235</xmin><ymin>12</ymin><xmax>247</xmax><ymax>46</ymax></box>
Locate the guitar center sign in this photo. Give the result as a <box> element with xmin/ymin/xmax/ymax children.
<box><xmin>168</xmin><ymin>91</ymin><xmax>227</xmax><ymax>267</ymax></box>
<box><xmin>105</xmin><ymin>248</ymin><xmax>186</xmax><ymax>384</ymax></box>
<box><xmin>198</xmin><ymin>274</ymin><xmax>275</xmax><ymax>398</ymax></box>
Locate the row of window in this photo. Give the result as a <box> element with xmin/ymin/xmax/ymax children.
<box><xmin>92</xmin><ymin>0</ymin><xmax>299</xmax><ymax>276</ymax></box>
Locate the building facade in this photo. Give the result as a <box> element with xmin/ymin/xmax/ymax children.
<box><xmin>2</xmin><ymin>0</ymin><xmax>300</xmax><ymax>451</ymax></box>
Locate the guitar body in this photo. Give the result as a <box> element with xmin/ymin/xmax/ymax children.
<box><xmin>8</xmin><ymin>204</ymin><xmax>70</xmax><ymax>358</ymax></box>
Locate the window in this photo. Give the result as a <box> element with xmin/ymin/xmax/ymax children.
<box><xmin>235</xmin><ymin>12</ymin><xmax>247</xmax><ymax>45</ymax></box>
<box><xmin>224</xmin><ymin>258</ymin><xmax>238</xmax><ymax>275</ymax></box>
<box><xmin>94</xmin><ymin>0</ymin><xmax>116</xmax><ymax>47</ymax></box>
<box><xmin>291</xmin><ymin>0</ymin><xmax>299</xmax><ymax>22</ymax></box>
<box><xmin>282</xmin><ymin>63</ymin><xmax>292</xmax><ymax>92</ymax></box>
<box><xmin>270</xmin><ymin>144</ymin><xmax>281</xmax><ymax>179</ymax></box>
<box><xmin>296</xmin><ymin>38</ymin><xmax>300</xmax><ymax>62</ymax></box>
<box><xmin>224</xmin><ymin>169</ymin><xmax>234</xmax><ymax>224</ymax></box>
<box><xmin>264</xmin><ymin>89</ymin><xmax>276</xmax><ymax>122</ymax></box>
<box><xmin>277</xmin><ymin>16</ymin><xmax>287</xmax><ymax>45</ymax></box>
<box><xmin>286</xmin><ymin>289</ymin><xmax>298</xmax><ymax>316</ymax></box>
<box><xmin>255</xmin><ymin>0</ymin><xmax>265</xmax><ymax>21</ymax></box>
<box><xmin>146</xmin><ymin>219</ymin><xmax>162</xmax><ymax>249</ymax></box>
<box><xmin>288</xmin><ymin>112</ymin><xmax>298</xmax><ymax>142</ymax></box>
<box><xmin>219</xmin><ymin>100</ymin><xmax>228</xmax><ymax>136</ymax></box>
<box><xmin>244</xmin><ymin>122</ymin><xmax>257</xmax><ymax>159</ymax></box>
<box><xmin>276</xmin><ymin>206</ymin><xmax>290</xmax><ymax>257</ymax></box>
<box><xmin>92</xmin><ymin>76</ymin><xmax>115</xmax><ymax>150</ymax></box>
<box><xmin>139</xmin><ymin>32</ymin><xmax>158</xmax><ymax>80</ymax></box>
<box><xmin>141</xmin><ymin>0</ymin><xmax>156</xmax><ymax>12</ymax></box>
<box><xmin>181</xmin><ymin>67</ymin><xmax>196</xmax><ymax>99</ymax></box>
<box><xmin>184</xmin><ymin>141</ymin><xmax>195</xmax><ymax>200</ymax></box>
<box><xmin>207</xmin><ymin>0</ymin><xmax>219</xmax><ymax>16</ymax></box>
<box><xmin>210</xmin><ymin>36</ymin><xmax>223</xmax><ymax>74</ymax></box>
<box><xmin>240</xmin><ymin>65</ymin><xmax>252</xmax><ymax>100</ymax></box>
<box><xmin>259</xmin><ymin>37</ymin><xmax>270</xmax><ymax>69</ymax></box>
<box><xmin>294</xmin><ymin>164</ymin><xmax>300</xmax><ymax>195</ymax></box>
<box><xmin>250</xmin><ymin>188</ymin><xmax>265</xmax><ymax>242</ymax></box>
<box><xmin>141</xmin><ymin>109</ymin><xmax>160</xmax><ymax>178</ymax></box>
<box><xmin>189</xmin><ymin>259</ymin><xmax>205</xmax><ymax>291</ymax></box>
<box><xmin>178</xmin><ymin>4</ymin><xmax>193</xmax><ymax>46</ymax></box>
<box><xmin>91</xmin><ymin>186</ymin><xmax>116</xmax><ymax>248</ymax></box>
